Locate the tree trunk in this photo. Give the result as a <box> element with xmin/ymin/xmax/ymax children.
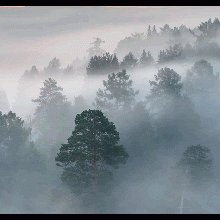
<box><xmin>93</xmin><ymin>145</ymin><xmax>98</xmax><ymax>196</ymax></box>
<box><xmin>180</xmin><ymin>188</ymin><xmax>185</xmax><ymax>214</ymax></box>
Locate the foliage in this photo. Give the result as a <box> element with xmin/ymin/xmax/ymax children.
<box><xmin>147</xmin><ymin>67</ymin><xmax>183</xmax><ymax>102</ymax></box>
<box><xmin>87</xmin><ymin>38</ymin><xmax>106</xmax><ymax>58</ymax></box>
<box><xmin>94</xmin><ymin>69</ymin><xmax>139</xmax><ymax>111</ymax></box>
<box><xmin>184</xmin><ymin>59</ymin><xmax>219</xmax><ymax>94</ymax></box>
<box><xmin>120</xmin><ymin>52</ymin><xmax>138</xmax><ymax>70</ymax></box>
<box><xmin>157</xmin><ymin>44</ymin><xmax>184</xmax><ymax>63</ymax></box>
<box><xmin>0</xmin><ymin>111</ymin><xmax>31</xmax><ymax>168</ymax></box>
<box><xmin>22</xmin><ymin>65</ymin><xmax>39</xmax><ymax>79</ymax></box>
<box><xmin>44</xmin><ymin>57</ymin><xmax>62</xmax><ymax>74</ymax></box>
<box><xmin>32</xmin><ymin>78</ymin><xmax>67</xmax><ymax>116</ymax></box>
<box><xmin>86</xmin><ymin>53</ymin><xmax>119</xmax><ymax>76</ymax></box>
<box><xmin>55</xmin><ymin>109</ymin><xmax>129</xmax><ymax>194</ymax></box>
<box><xmin>174</xmin><ymin>145</ymin><xmax>214</xmax><ymax>189</ymax></box>
<box><xmin>138</xmin><ymin>50</ymin><xmax>154</xmax><ymax>68</ymax></box>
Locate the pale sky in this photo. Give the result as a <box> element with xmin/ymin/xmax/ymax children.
<box><xmin>0</xmin><ymin>6</ymin><xmax>220</xmax><ymax>72</ymax></box>
<box><xmin>0</xmin><ymin>6</ymin><xmax>220</xmax><ymax>106</ymax></box>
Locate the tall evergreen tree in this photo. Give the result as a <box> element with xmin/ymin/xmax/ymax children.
<box><xmin>32</xmin><ymin>78</ymin><xmax>67</xmax><ymax>116</ymax></box>
<box><xmin>86</xmin><ymin>53</ymin><xmax>119</xmax><ymax>76</ymax></box>
<box><xmin>139</xmin><ymin>50</ymin><xmax>154</xmax><ymax>68</ymax></box>
<box><xmin>147</xmin><ymin>67</ymin><xmax>183</xmax><ymax>101</ymax></box>
<box><xmin>31</xmin><ymin>78</ymin><xmax>74</xmax><ymax>149</ymax></box>
<box><xmin>120</xmin><ymin>52</ymin><xmax>138</xmax><ymax>70</ymax></box>
<box><xmin>55</xmin><ymin>109</ymin><xmax>129</xmax><ymax>195</ymax></box>
<box><xmin>0</xmin><ymin>111</ymin><xmax>31</xmax><ymax>168</ymax></box>
<box><xmin>147</xmin><ymin>25</ymin><xmax>152</xmax><ymax>38</ymax></box>
<box><xmin>94</xmin><ymin>69</ymin><xmax>139</xmax><ymax>111</ymax></box>
<box><xmin>152</xmin><ymin>25</ymin><xmax>158</xmax><ymax>37</ymax></box>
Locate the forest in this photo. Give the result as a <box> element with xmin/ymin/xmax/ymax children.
<box><xmin>1</xmin><ymin>15</ymin><xmax>220</xmax><ymax>213</ymax></box>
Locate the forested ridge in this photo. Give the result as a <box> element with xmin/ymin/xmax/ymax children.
<box><xmin>1</xmin><ymin>17</ymin><xmax>220</xmax><ymax>213</ymax></box>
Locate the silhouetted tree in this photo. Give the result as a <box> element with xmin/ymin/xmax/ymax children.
<box><xmin>87</xmin><ymin>38</ymin><xmax>106</xmax><ymax>58</ymax></box>
<box><xmin>31</xmin><ymin>78</ymin><xmax>74</xmax><ymax>148</ymax></box>
<box><xmin>86</xmin><ymin>53</ymin><xmax>119</xmax><ymax>76</ymax></box>
<box><xmin>157</xmin><ymin>44</ymin><xmax>184</xmax><ymax>63</ymax></box>
<box><xmin>32</xmin><ymin>78</ymin><xmax>67</xmax><ymax>116</ymax></box>
<box><xmin>94</xmin><ymin>69</ymin><xmax>139</xmax><ymax>111</ymax></box>
<box><xmin>139</xmin><ymin>50</ymin><xmax>155</xmax><ymax>68</ymax></box>
<box><xmin>120</xmin><ymin>52</ymin><xmax>138</xmax><ymax>70</ymax></box>
<box><xmin>147</xmin><ymin>67</ymin><xmax>183</xmax><ymax>102</ymax></box>
<box><xmin>55</xmin><ymin>109</ymin><xmax>129</xmax><ymax>195</ymax></box>
<box><xmin>0</xmin><ymin>111</ymin><xmax>31</xmax><ymax>168</ymax></box>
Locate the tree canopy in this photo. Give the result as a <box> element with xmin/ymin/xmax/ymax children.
<box><xmin>94</xmin><ymin>69</ymin><xmax>139</xmax><ymax>111</ymax></box>
<box><xmin>55</xmin><ymin>109</ymin><xmax>129</xmax><ymax>194</ymax></box>
<box><xmin>120</xmin><ymin>52</ymin><xmax>138</xmax><ymax>70</ymax></box>
<box><xmin>174</xmin><ymin>145</ymin><xmax>214</xmax><ymax>189</ymax></box>
<box><xmin>86</xmin><ymin>53</ymin><xmax>119</xmax><ymax>76</ymax></box>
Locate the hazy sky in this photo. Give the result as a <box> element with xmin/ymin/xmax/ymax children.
<box><xmin>1</xmin><ymin>6</ymin><xmax>220</xmax><ymax>72</ymax></box>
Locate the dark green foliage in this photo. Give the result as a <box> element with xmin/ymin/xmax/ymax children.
<box><xmin>120</xmin><ymin>52</ymin><xmax>138</xmax><ymax>70</ymax></box>
<box><xmin>139</xmin><ymin>50</ymin><xmax>154</xmax><ymax>68</ymax></box>
<box><xmin>174</xmin><ymin>145</ymin><xmax>214</xmax><ymax>189</ymax></box>
<box><xmin>55</xmin><ymin>109</ymin><xmax>129</xmax><ymax>194</ymax></box>
<box><xmin>86</xmin><ymin>53</ymin><xmax>119</xmax><ymax>76</ymax></box>
<box><xmin>94</xmin><ymin>69</ymin><xmax>139</xmax><ymax>111</ymax></box>
<box><xmin>0</xmin><ymin>111</ymin><xmax>31</xmax><ymax>167</ymax></box>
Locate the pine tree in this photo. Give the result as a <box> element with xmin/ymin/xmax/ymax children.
<box><xmin>55</xmin><ymin>109</ymin><xmax>129</xmax><ymax>195</ymax></box>
<box><xmin>44</xmin><ymin>57</ymin><xmax>62</xmax><ymax>74</ymax></box>
<box><xmin>86</xmin><ymin>53</ymin><xmax>120</xmax><ymax>76</ymax></box>
<box><xmin>120</xmin><ymin>52</ymin><xmax>138</xmax><ymax>70</ymax></box>
<box><xmin>0</xmin><ymin>111</ymin><xmax>31</xmax><ymax>167</ymax></box>
<box><xmin>87</xmin><ymin>37</ymin><xmax>106</xmax><ymax>58</ymax></box>
<box><xmin>32</xmin><ymin>78</ymin><xmax>67</xmax><ymax>116</ymax></box>
<box><xmin>147</xmin><ymin>67</ymin><xmax>183</xmax><ymax>101</ymax></box>
<box><xmin>94</xmin><ymin>69</ymin><xmax>139</xmax><ymax>111</ymax></box>
<box><xmin>139</xmin><ymin>50</ymin><xmax>154</xmax><ymax>68</ymax></box>
<box><xmin>152</xmin><ymin>25</ymin><xmax>158</xmax><ymax>37</ymax></box>
<box><xmin>147</xmin><ymin>25</ymin><xmax>152</xmax><ymax>38</ymax></box>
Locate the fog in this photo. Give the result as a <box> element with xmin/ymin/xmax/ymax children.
<box><xmin>1</xmin><ymin>6</ymin><xmax>220</xmax><ymax>214</ymax></box>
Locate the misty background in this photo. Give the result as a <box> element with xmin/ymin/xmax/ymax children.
<box><xmin>1</xmin><ymin>6</ymin><xmax>220</xmax><ymax>213</ymax></box>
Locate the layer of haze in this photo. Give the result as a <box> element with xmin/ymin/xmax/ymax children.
<box><xmin>1</xmin><ymin>6</ymin><xmax>220</xmax><ymax>214</ymax></box>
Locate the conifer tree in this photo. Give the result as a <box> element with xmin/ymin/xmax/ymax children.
<box><xmin>94</xmin><ymin>69</ymin><xmax>139</xmax><ymax>111</ymax></box>
<box><xmin>120</xmin><ymin>52</ymin><xmax>138</xmax><ymax>70</ymax></box>
<box><xmin>55</xmin><ymin>109</ymin><xmax>129</xmax><ymax>195</ymax></box>
<box><xmin>139</xmin><ymin>50</ymin><xmax>154</xmax><ymax>68</ymax></box>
